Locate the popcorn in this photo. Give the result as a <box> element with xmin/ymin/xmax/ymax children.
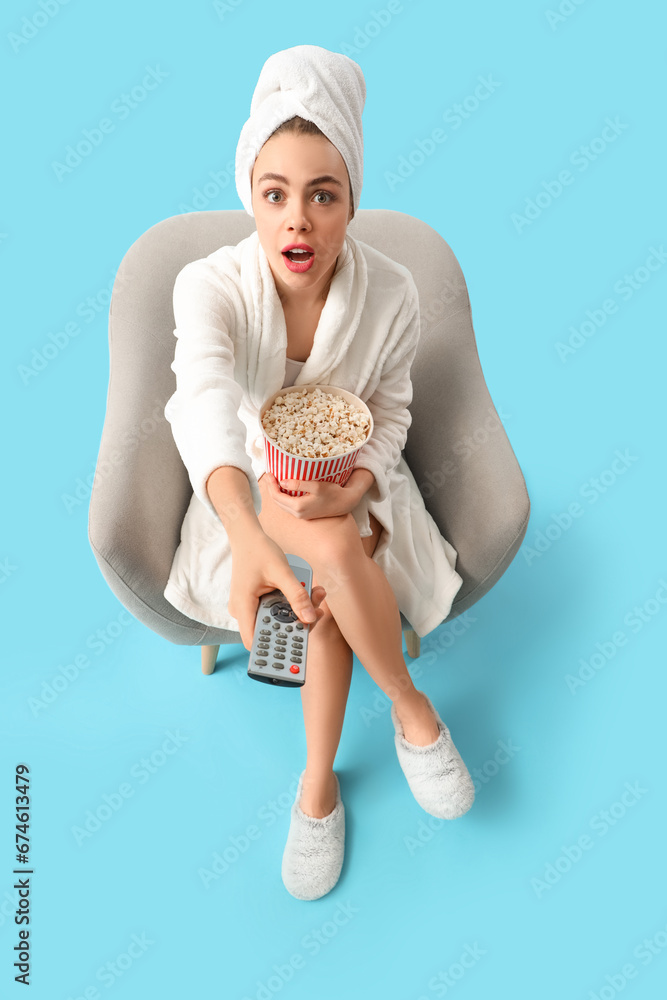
<box><xmin>261</xmin><ymin>387</ymin><xmax>371</xmax><ymax>459</ymax></box>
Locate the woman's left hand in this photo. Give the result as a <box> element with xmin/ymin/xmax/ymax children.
<box><xmin>264</xmin><ymin>473</ymin><xmax>360</xmax><ymax>519</ymax></box>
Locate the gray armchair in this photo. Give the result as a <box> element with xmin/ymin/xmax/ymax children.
<box><xmin>88</xmin><ymin>209</ymin><xmax>530</xmax><ymax>674</ymax></box>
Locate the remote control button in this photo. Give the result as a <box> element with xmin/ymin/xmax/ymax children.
<box><xmin>295</xmin><ymin>623</ymin><xmax>304</xmax><ymax>630</ymax></box>
<box><xmin>272</xmin><ymin>663</ymin><xmax>284</xmax><ymax>670</ymax></box>
<box><xmin>290</xmin><ymin>657</ymin><xmax>302</xmax><ymax>664</ymax></box>
<box><xmin>270</xmin><ymin>602</ymin><xmax>297</xmax><ymax>623</ymax></box>
<box><xmin>254</xmin><ymin>659</ymin><xmax>267</xmax><ymax>666</ymax></box>
<box><xmin>274</xmin><ymin>653</ymin><xmax>285</xmax><ymax>660</ymax></box>
<box><xmin>285</xmin><ymin>625</ymin><xmax>293</xmax><ymax>632</ymax></box>
<box><xmin>260</xmin><ymin>629</ymin><xmax>271</xmax><ymax>635</ymax></box>
<box><xmin>272</xmin><ymin>623</ymin><xmax>280</xmax><ymax>629</ymax></box>
<box><xmin>290</xmin><ymin>665</ymin><xmax>300</xmax><ymax>673</ymax></box>
<box><xmin>262</xmin><ymin>616</ymin><xmax>271</xmax><ymax>623</ymax></box>
<box><xmin>277</xmin><ymin>632</ymin><xmax>288</xmax><ymax>639</ymax></box>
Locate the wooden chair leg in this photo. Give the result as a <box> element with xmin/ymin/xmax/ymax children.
<box><xmin>404</xmin><ymin>629</ymin><xmax>421</xmax><ymax>659</ymax></box>
<box><xmin>201</xmin><ymin>644</ymin><xmax>219</xmax><ymax>675</ymax></box>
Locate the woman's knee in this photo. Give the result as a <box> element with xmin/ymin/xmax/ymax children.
<box><xmin>301</xmin><ymin>516</ymin><xmax>365</xmax><ymax>606</ymax></box>
<box><xmin>309</xmin><ymin>512</ymin><xmax>363</xmax><ymax>563</ymax></box>
<box><xmin>257</xmin><ymin>476</ymin><xmax>364</xmax><ymax>584</ymax></box>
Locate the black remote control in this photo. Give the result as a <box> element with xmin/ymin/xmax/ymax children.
<box><xmin>247</xmin><ymin>554</ymin><xmax>313</xmax><ymax>687</ymax></box>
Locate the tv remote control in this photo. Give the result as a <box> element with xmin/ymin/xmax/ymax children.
<box><xmin>247</xmin><ymin>554</ymin><xmax>312</xmax><ymax>687</ymax></box>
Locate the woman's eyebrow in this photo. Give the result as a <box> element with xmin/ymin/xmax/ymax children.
<box><xmin>257</xmin><ymin>172</ymin><xmax>343</xmax><ymax>187</ymax></box>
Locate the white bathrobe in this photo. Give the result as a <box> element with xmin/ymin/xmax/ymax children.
<box><xmin>163</xmin><ymin>230</ymin><xmax>463</xmax><ymax>638</ymax></box>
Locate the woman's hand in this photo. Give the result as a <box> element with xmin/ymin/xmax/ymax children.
<box><xmin>263</xmin><ymin>472</ymin><xmax>360</xmax><ymax>520</ymax></box>
<box><xmin>227</xmin><ymin>525</ymin><xmax>328</xmax><ymax>651</ymax></box>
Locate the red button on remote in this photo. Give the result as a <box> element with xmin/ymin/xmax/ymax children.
<box><xmin>290</xmin><ymin>665</ymin><xmax>300</xmax><ymax>673</ymax></box>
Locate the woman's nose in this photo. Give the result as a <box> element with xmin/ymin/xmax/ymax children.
<box><xmin>286</xmin><ymin>199</ymin><xmax>312</xmax><ymax>229</ymax></box>
<box><xmin>287</xmin><ymin>219</ymin><xmax>311</xmax><ymax>233</ymax></box>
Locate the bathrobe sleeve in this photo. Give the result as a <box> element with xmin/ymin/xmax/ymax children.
<box><xmin>352</xmin><ymin>279</ymin><xmax>421</xmax><ymax>507</ymax></box>
<box><xmin>163</xmin><ymin>260</ymin><xmax>261</xmax><ymax>522</ymax></box>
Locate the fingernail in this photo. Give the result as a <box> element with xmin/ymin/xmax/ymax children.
<box><xmin>304</xmin><ymin>609</ymin><xmax>317</xmax><ymax>622</ymax></box>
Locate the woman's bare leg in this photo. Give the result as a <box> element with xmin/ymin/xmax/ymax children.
<box><xmin>257</xmin><ymin>477</ymin><xmax>358</xmax><ymax>818</ymax></box>
<box><xmin>257</xmin><ymin>478</ymin><xmax>440</xmax><ymax>778</ymax></box>
<box><xmin>313</xmin><ymin>520</ymin><xmax>441</xmax><ymax>746</ymax></box>
<box><xmin>298</xmin><ymin>613</ymin><xmax>353</xmax><ymax>817</ymax></box>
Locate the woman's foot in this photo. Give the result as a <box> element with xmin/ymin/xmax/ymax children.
<box><xmin>282</xmin><ymin>770</ymin><xmax>346</xmax><ymax>901</ymax></box>
<box><xmin>299</xmin><ymin>770</ymin><xmax>339</xmax><ymax>818</ymax></box>
<box><xmin>391</xmin><ymin>694</ymin><xmax>475</xmax><ymax>820</ymax></box>
<box><xmin>393</xmin><ymin>690</ymin><xmax>441</xmax><ymax>746</ymax></box>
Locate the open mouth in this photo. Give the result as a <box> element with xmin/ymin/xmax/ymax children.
<box><xmin>282</xmin><ymin>249</ymin><xmax>315</xmax><ymax>272</ymax></box>
<box><xmin>283</xmin><ymin>250</ymin><xmax>314</xmax><ymax>262</ymax></box>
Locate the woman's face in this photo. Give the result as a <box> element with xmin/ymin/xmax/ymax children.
<box><xmin>251</xmin><ymin>131</ymin><xmax>353</xmax><ymax>303</ymax></box>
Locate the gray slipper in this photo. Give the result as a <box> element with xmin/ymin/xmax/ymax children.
<box><xmin>391</xmin><ymin>693</ymin><xmax>475</xmax><ymax>819</ymax></box>
<box><xmin>281</xmin><ymin>770</ymin><xmax>345</xmax><ymax>901</ymax></box>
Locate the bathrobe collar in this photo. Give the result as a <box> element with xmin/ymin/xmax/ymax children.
<box><xmin>243</xmin><ymin>229</ymin><xmax>368</xmax><ymax>410</ymax></box>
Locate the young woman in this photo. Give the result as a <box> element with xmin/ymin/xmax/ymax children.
<box><xmin>164</xmin><ymin>45</ymin><xmax>473</xmax><ymax>901</ymax></box>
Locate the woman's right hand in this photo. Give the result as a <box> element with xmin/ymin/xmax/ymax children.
<box><xmin>227</xmin><ymin>528</ymin><xmax>328</xmax><ymax>651</ymax></box>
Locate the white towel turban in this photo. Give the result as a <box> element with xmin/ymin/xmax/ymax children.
<box><xmin>235</xmin><ymin>44</ymin><xmax>366</xmax><ymax>219</ymax></box>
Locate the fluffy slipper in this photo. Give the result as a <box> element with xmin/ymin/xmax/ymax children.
<box><xmin>281</xmin><ymin>770</ymin><xmax>345</xmax><ymax>901</ymax></box>
<box><xmin>391</xmin><ymin>693</ymin><xmax>475</xmax><ymax>819</ymax></box>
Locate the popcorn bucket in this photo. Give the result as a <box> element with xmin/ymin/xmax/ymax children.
<box><xmin>259</xmin><ymin>384</ymin><xmax>374</xmax><ymax>497</ymax></box>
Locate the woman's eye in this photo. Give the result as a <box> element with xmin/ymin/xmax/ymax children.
<box><xmin>263</xmin><ymin>190</ymin><xmax>336</xmax><ymax>204</ymax></box>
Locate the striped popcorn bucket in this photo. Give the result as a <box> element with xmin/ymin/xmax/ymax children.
<box><xmin>259</xmin><ymin>384</ymin><xmax>374</xmax><ymax>497</ymax></box>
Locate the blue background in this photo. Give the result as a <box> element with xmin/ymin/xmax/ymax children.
<box><xmin>2</xmin><ymin>1</ymin><xmax>666</xmax><ymax>998</ymax></box>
